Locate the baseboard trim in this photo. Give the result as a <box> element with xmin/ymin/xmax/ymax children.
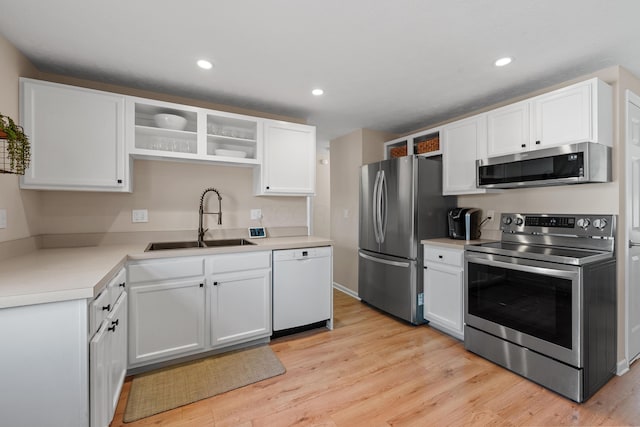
<box><xmin>333</xmin><ymin>282</ymin><xmax>360</xmax><ymax>300</ymax></box>
<box><xmin>616</xmin><ymin>359</ymin><xmax>630</xmax><ymax>376</ymax></box>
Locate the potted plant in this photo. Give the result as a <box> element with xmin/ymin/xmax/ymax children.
<box><xmin>0</xmin><ymin>113</ymin><xmax>30</xmax><ymax>175</ymax></box>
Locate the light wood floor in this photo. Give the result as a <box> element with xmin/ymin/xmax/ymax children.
<box><xmin>111</xmin><ymin>290</ymin><xmax>640</xmax><ymax>426</ymax></box>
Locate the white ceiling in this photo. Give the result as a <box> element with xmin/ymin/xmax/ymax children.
<box><xmin>1</xmin><ymin>0</ymin><xmax>640</xmax><ymax>145</ymax></box>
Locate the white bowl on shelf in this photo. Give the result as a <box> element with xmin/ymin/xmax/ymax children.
<box><xmin>154</xmin><ymin>113</ymin><xmax>187</xmax><ymax>130</ymax></box>
<box><xmin>215</xmin><ymin>149</ymin><xmax>247</xmax><ymax>158</ymax></box>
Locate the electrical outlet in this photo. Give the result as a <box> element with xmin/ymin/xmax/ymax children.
<box><xmin>132</xmin><ymin>209</ymin><xmax>148</xmax><ymax>223</ymax></box>
<box><xmin>0</xmin><ymin>209</ymin><xmax>6</xmax><ymax>229</ymax></box>
<box><xmin>250</xmin><ymin>209</ymin><xmax>262</xmax><ymax>220</ymax></box>
<box><xmin>487</xmin><ymin>210</ymin><xmax>495</xmax><ymax>220</ymax></box>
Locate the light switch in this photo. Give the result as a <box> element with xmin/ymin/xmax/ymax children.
<box><xmin>250</xmin><ymin>209</ymin><xmax>262</xmax><ymax>220</ymax></box>
<box><xmin>132</xmin><ymin>209</ymin><xmax>149</xmax><ymax>223</ymax></box>
<box><xmin>0</xmin><ymin>209</ymin><xmax>6</xmax><ymax>229</ymax></box>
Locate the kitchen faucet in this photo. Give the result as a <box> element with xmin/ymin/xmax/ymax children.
<box><xmin>198</xmin><ymin>187</ymin><xmax>222</xmax><ymax>245</ymax></box>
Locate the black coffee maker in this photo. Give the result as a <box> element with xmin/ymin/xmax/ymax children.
<box><xmin>447</xmin><ymin>208</ymin><xmax>481</xmax><ymax>240</ymax></box>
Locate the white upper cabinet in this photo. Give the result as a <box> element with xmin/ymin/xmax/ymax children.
<box><xmin>126</xmin><ymin>97</ymin><xmax>260</xmax><ymax>166</ymax></box>
<box><xmin>487</xmin><ymin>101</ymin><xmax>531</xmax><ymax>157</ymax></box>
<box><xmin>533</xmin><ymin>78</ymin><xmax>612</xmax><ymax>148</ymax></box>
<box><xmin>486</xmin><ymin>78</ymin><xmax>613</xmax><ymax>157</ymax></box>
<box><xmin>21</xmin><ymin>79</ymin><xmax>314</xmax><ymax>193</ymax></box>
<box><xmin>255</xmin><ymin>120</ymin><xmax>316</xmax><ymax>196</ymax></box>
<box><xmin>20</xmin><ymin>78</ymin><xmax>129</xmax><ymax>191</ymax></box>
<box><xmin>205</xmin><ymin>111</ymin><xmax>260</xmax><ymax>163</ymax></box>
<box><xmin>442</xmin><ymin>114</ymin><xmax>487</xmax><ymax>195</ymax></box>
<box><xmin>384</xmin><ymin>129</ymin><xmax>441</xmax><ymax>160</ymax></box>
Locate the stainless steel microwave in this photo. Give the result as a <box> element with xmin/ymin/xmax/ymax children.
<box><xmin>476</xmin><ymin>142</ymin><xmax>611</xmax><ymax>189</ymax></box>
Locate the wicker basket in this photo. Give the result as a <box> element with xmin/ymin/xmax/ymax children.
<box><xmin>416</xmin><ymin>136</ymin><xmax>440</xmax><ymax>155</ymax></box>
<box><xmin>0</xmin><ymin>130</ymin><xmax>11</xmax><ymax>174</ymax></box>
<box><xmin>389</xmin><ymin>146</ymin><xmax>407</xmax><ymax>158</ymax></box>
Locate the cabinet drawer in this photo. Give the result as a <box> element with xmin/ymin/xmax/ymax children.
<box><xmin>107</xmin><ymin>268</ymin><xmax>127</xmax><ymax>306</ymax></box>
<box><xmin>128</xmin><ymin>257</ymin><xmax>205</xmax><ymax>283</ymax></box>
<box><xmin>90</xmin><ymin>290</ymin><xmax>112</xmax><ymax>335</ymax></box>
<box><xmin>211</xmin><ymin>251</ymin><xmax>271</xmax><ymax>274</ymax></box>
<box><xmin>424</xmin><ymin>246</ymin><xmax>463</xmax><ymax>267</ymax></box>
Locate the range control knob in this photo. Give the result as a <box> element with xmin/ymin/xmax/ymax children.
<box><xmin>576</xmin><ymin>218</ymin><xmax>591</xmax><ymax>229</ymax></box>
<box><xmin>593</xmin><ymin>218</ymin><xmax>608</xmax><ymax>230</ymax></box>
<box><xmin>502</xmin><ymin>216</ymin><xmax>513</xmax><ymax>225</ymax></box>
<box><xmin>515</xmin><ymin>217</ymin><xmax>524</xmax><ymax>226</ymax></box>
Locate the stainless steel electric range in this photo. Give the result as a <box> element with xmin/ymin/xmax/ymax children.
<box><xmin>464</xmin><ymin>213</ymin><xmax>617</xmax><ymax>402</ymax></box>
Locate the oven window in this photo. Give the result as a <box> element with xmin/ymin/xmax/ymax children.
<box><xmin>467</xmin><ymin>262</ymin><xmax>572</xmax><ymax>349</ymax></box>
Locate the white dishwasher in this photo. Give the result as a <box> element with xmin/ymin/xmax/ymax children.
<box><xmin>273</xmin><ymin>246</ymin><xmax>332</xmax><ymax>332</ymax></box>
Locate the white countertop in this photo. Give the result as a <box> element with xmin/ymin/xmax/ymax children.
<box><xmin>0</xmin><ymin>236</ymin><xmax>332</xmax><ymax>309</ymax></box>
<box><xmin>421</xmin><ymin>237</ymin><xmax>497</xmax><ymax>250</ymax></box>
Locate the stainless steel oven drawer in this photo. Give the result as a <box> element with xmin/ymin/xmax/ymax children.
<box><xmin>465</xmin><ymin>325</ymin><xmax>583</xmax><ymax>402</ymax></box>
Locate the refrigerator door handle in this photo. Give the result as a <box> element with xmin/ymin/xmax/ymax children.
<box><xmin>372</xmin><ymin>170</ymin><xmax>381</xmax><ymax>244</ymax></box>
<box><xmin>359</xmin><ymin>251</ymin><xmax>411</xmax><ymax>268</ymax></box>
<box><xmin>379</xmin><ymin>170</ymin><xmax>388</xmax><ymax>242</ymax></box>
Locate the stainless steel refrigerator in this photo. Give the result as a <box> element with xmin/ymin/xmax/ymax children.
<box><xmin>358</xmin><ymin>155</ymin><xmax>455</xmax><ymax>324</ymax></box>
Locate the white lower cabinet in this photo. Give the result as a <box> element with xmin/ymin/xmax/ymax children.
<box><xmin>209</xmin><ymin>268</ymin><xmax>271</xmax><ymax>347</ymax></box>
<box><xmin>423</xmin><ymin>244</ymin><xmax>464</xmax><ymax>340</ymax></box>
<box><xmin>127</xmin><ymin>251</ymin><xmax>271</xmax><ymax>368</ymax></box>
<box><xmin>90</xmin><ymin>292</ymin><xmax>127</xmax><ymax>427</ymax></box>
<box><xmin>128</xmin><ymin>280</ymin><xmax>206</xmax><ymax>366</ymax></box>
<box><xmin>89</xmin><ymin>268</ymin><xmax>127</xmax><ymax>427</ymax></box>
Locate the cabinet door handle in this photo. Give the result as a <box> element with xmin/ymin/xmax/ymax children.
<box><xmin>119</xmin><ymin>282</ymin><xmax>126</xmax><ymax>288</ymax></box>
<box><xmin>102</xmin><ymin>304</ymin><xmax>111</xmax><ymax>311</ymax></box>
<box><xmin>117</xmin><ymin>179</ymin><xmax>123</xmax><ymax>184</ymax></box>
<box><xmin>200</xmin><ymin>283</ymin><xmax>204</xmax><ymax>288</ymax></box>
<box><xmin>213</xmin><ymin>281</ymin><xmax>219</xmax><ymax>286</ymax></box>
<box><xmin>111</xmin><ymin>319</ymin><xmax>119</xmax><ymax>327</ymax></box>
<box><xmin>521</xmin><ymin>144</ymin><xmax>526</xmax><ymax>148</ymax></box>
<box><xmin>108</xmin><ymin>323</ymin><xmax>117</xmax><ymax>332</ymax></box>
<box><xmin>438</xmin><ymin>255</ymin><xmax>443</xmax><ymax>259</ymax></box>
<box><xmin>266</xmin><ymin>186</ymin><xmax>270</xmax><ymax>190</ymax></box>
<box><xmin>535</xmin><ymin>140</ymin><xmax>541</xmax><ymax>145</ymax></box>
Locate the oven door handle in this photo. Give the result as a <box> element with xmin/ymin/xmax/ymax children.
<box><xmin>466</xmin><ymin>255</ymin><xmax>578</xmax><ymax>279</ymax></box>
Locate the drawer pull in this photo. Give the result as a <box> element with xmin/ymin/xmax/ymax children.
<box><xmin>200</xmin><ymin>283</ymin><xmax>204</xmax><ymax>288</ymax></box>
<box><xmin>213</xmin><ymin>281</ymin><xmax>219</xmax><ymax>286</ymax></box>
<box><xmin>438</xmin><ymin>255</ymin><xmax>443</xmax><ymax>259</ymax></box>
<box><xmin>111</xmin><ymin>319</ymin><xmax>119</xmax><ymax>327</ymax></box>
<box><xmin>108</xmin><ymin>323</ymin><xmax>117</xmax><ymax>332</ymax></box>
<box><xmin>119</xmin><ymin>282</ymin><xmax>126</xmax><ymax>288</ymax></box>
<box><xmin>102</xmin><ymin>304</ymin><xmax>111</xmax><ymax>312</ymax></box>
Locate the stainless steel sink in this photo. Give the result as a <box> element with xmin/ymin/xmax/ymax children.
<box><xmin>203</xmin><ymin>238</ymin><xmax>256</xmax><ymax>247</ymax></box>
<box><xmin>145</xmin><ymin>239</ymin><xmax>256</xmax><ymax>251</ymax></box>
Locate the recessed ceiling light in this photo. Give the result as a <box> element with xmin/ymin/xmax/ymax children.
<box><xmin>312</xmin><ymin>88</ymin><xmax>324</xmax><ymax>96</ymax></box>
<box><xmin>197</xmin><ymin>59</ymin><xmax>213</xmax><ymax>70</ymax></box>
<box><xmin>494</xmin><ymin>57</ymin><xmax>513</xmax><ymax>67</ymax></box>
